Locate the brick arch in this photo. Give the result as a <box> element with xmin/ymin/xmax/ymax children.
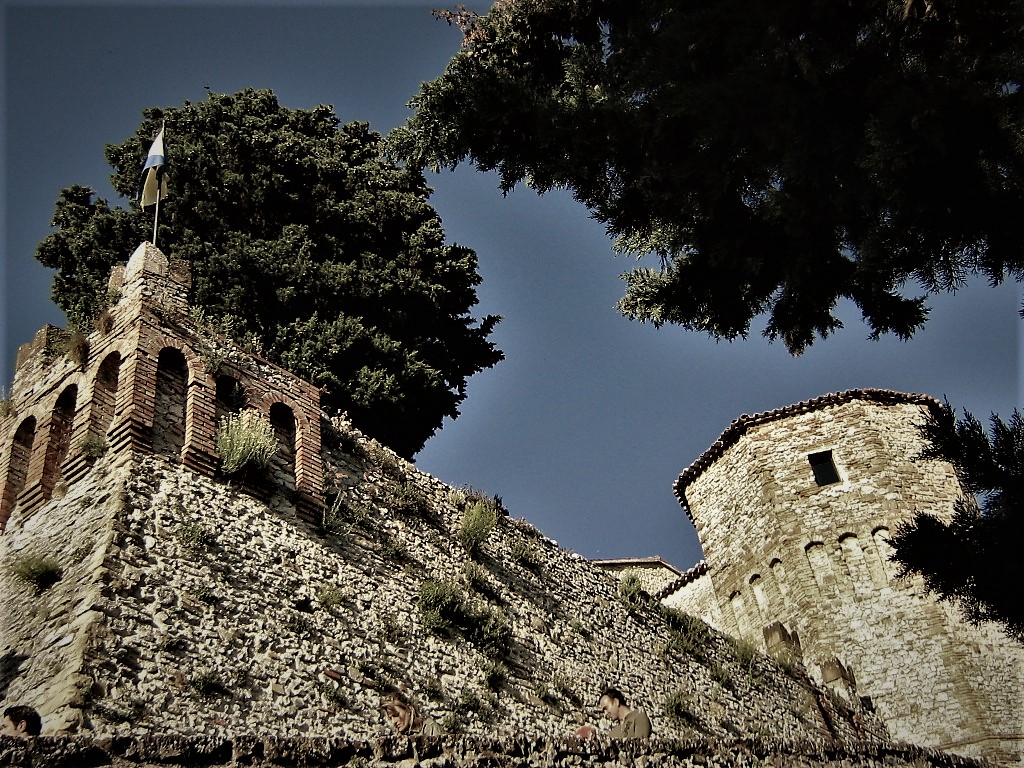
<box><xmin>41</xmin><ymin>385</ymin><xmax>78</xmax><ymax>501</ymax></box>
<box><xmin>90</xmin><ymin>351</ymin><xmax>122</xmax><ymax>438</ymax></box>
<box><xmin>1</xmin><ymin>417</ymin><xmax>37</xmax><ymax>530</ymax></box>
<box><xmin>268</xmin><ymin>401</ymin><xmax>297</xmax><ymax>495</ymax></box>
<box><xmin>153</xmin><ymin>347</ymin><xmax>188</xmax><ymax>458</ymax></box>
<box><xmin>143</xmin><ymin>336</ymin><xmax>205</xmax><ymax>383</ymax></box>
<box><xmin>254</xmin><ymin>391</ymin><xmax>322</xmax><ymax>509</ymax></box>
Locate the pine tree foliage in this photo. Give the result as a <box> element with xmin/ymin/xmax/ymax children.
<box><xmin>890</xmin><ymin>403</ymin><xmax>1024</xmax><ymax>643</ymax></box>
<box><xmin>35</xmin><ymin>88</ymin><xmax>502</xmax><ymax>458</ymax></box>
<box><xmin>390</xmin><ymin>0</ymin><xmax>1024</xmax><ymax>352</ymax></box>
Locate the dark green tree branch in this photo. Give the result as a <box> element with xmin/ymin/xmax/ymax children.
<box><xmin>390</xmin><ymin>0</ymin><xmax>1024</xmax><ymax>352</ymax></box>
<box><xmin>890</xmin><ymin>403</ymin><xmax>1024</xmax><ymax>643</ymax></box>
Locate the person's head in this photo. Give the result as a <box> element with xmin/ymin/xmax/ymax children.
<box><xmin>380</xmin><ymin>691</ymin><xmax>416</xmax><ymax>734</ymax></box>
<box><xmin>2</xmin><ymin>706</ymin><xmax>41</xmax><ymax>739</ymax></box>
<box><xmin>599</xmin><ymin>688</ymin><xmax>629</xmax><ymax>721</ymax></box>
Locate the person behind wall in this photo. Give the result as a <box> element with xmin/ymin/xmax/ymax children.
<box><xmin>575</xmin><ymin>687</ymin><xmax>652</xmax><ymax>740</ymax></box>
<box><xmin>1</xmin><ymin>706</ymin><xmax>42</xmax><ymax>739</ymax></box>
<box><xmin>380</xmin><ymin>690</ymin><xmax>442</xmax><ymax>737</ymax></box>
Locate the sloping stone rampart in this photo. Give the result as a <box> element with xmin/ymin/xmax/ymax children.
<box><xmin>1</xmin><ymin>438</ymin><xmax>882</xmax><ymax>746</ymax></box>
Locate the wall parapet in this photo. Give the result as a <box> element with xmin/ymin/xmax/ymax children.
<box><xmin>0</xmin><ymin>242</ymin><xmax>323</xmax><ymax>532</ymax></box>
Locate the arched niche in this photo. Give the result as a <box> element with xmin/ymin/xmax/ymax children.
<box><xmin>43</xmin><ymin>385</ymin><xmax>78</xmax><ymax>499</ymax></box>
<box><xmin>1</xmin><ymin>417</ymin><xmax>37</xmax><ymax>529</ymax></box>
<box><xmin>92</xmin><ymin>351</ymin><xmax>121</xmax><ymax>436</ymax></box>
<box><xmin>269</xmin><ymin>401</ymin><xmax>297</xmax><ymax>494</ymax></box>
<box><xmin>153</xmin><ymin>347</ymin><xmax>187</xmax><ymax>458</ymax></box>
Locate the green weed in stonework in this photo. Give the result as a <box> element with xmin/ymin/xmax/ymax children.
<box><xmin>70</xmin><ymin>544</ymin><xmax>93</xmax><ymax>564</ymax></box>
<box><xmin>453</xmin><ymin>689</ymin><xmax>483</xmax><ymax>716</ymax></box>
<box><xmin>8</xmin><ymin>554</ymin><xmax>63</xmax><ymax>594</ymax></box>
<box><xmin>318</xmin><ymin>584</ymin><xmax>345</xmax><ymax>610</ymax></box>
<box><xmin>483</xmin><ymin>660</ymin><xmax>507</xmax><ymax>692</ymax></box>
<box><xmin>284</xmin><ymin>613</ymin><xmax>315</xmax><ymax>636</ymax></box>
<box><xmin>553</xmin><ymin>674</ymin><xmax>582</xmax><ymax>705</ymax></box>
<box><xmin>421</xmin><ymin>677</ymin><xmax>445</xmax><ymax>701</ymax></box>
<box><xmin>90</xmin><ymin>697</ymin><xmax>146</xmax><ymax>724</ymax></box>
<box><xmin>215</xmin><ymin>409</ymin><xmax>277</xmax><ymax>475</ymax></box>
<box><xmin>418</xmin><ymin>580</ymin><xmax>512</xmax><ymax>660</ymax></box>
<box><xmin>533</xmin><ymin>683</ymin><xmax>558</xmax><ymax>706</ymax></box>
<box><xmin>664</xmin><ymin>689</ymin><xmax>700</xmax><ymax>728</ymax></box>
<box><xmin>418</xmin><ymin>580</ymin><xmax>467</xmax><ymax>633</ymax></box>
<box><xmin>468</xmin><ymin>606</ymin><xmax>513</xmax><ymax>660</ymax></box>
<box><xmin>461</xmin><ymin>486</ymin><xmax>507</xmax><ymax>516</ymax></box>
<box><xmin>176</xmin><ymin>522</ymin><xmax>217</xmax><ymax>551</ymax></box>
<box><xmin>709</xmin><ymin>662</ymin><xmax>734</xmax><ymax>691</ymax></box>
<box><xmin>189</xmin><ymin>671</ymin><xmax>230</xmax><ymax>700</ymax></box>
<box><xmin>95</xmin><ymin>307</ymin><xmax>114</xmax><ymax>335</ymax></box>
<box><xmin>379</xmin><ymin>614</ymin><xmax>406</xmax><ymax>645</ymax></box>
<box><xmin>462</xmin><ymin>561</ymin><xmax>487</xmax><ymax>592</ymax></box>
<box><xmin>459</xmin><ymin>499</ymin><xmax>496</xmax><ymax>556</ymax></box>
<box><xmin>617</xmin><ymin>571</ymin><xmax>648</xmax><ymax>607</ymax></box>
<box><xmin>660</xmin><ymin>606</ymin><xmax>711</xmax><ymax>660</ymax></box>
<box><xmin>440</xmin><ymin>713</ymin><xmax>466</xmax><ymax>734</ymax></box>
<box><xmin>0</xmin><ymin>395</ymin><xmax>14</xmax><ymax>419</ymax></box>
<box><xmin>771</xmin><ymin>644</ymin><xmax>803</xmax><ymax>677</ymax></box>
<box><xmin>78</xmin><ymin>434</ymin><xmax>109</xmax><ymax>460</ymax></box>
<box><xmin>157</xmin><ymin>635</ymin><xmax>188</xmax><ymax>654</ymax></box>
<box><xmin>317</xmin><ymin>681</ymin><xmax>348</xmax><ymax>708</ymax></box>
<box><xmin>510</xmin><ymin>540</ymin><xmax>542</xmax><ymax>573</ymax></box>
<box><xmin>730</xmin><ymin>636</ymin><xmax>765</xmax><ymax>686</ymax></box>
<box><xmin>379</xmin><ymin>536</ymin><xmax>409</xmax><ymax>563</ymax></box>
<box><xmin>67</xmin><ymin>332</ymin><xmax>89</xmax><ymax>368</ymax></box>
<box><xmin>385</xmin><ymin>478</ymin><xmax>431</xmax><ymax>518</ymax></box>
<box><xmin>569</xmin><ymin>618</ymin><xmax>589</xmax><ymax>639</ymax></box>
<box><xmin>357</xmin><ymin>659</ymin><xmax>399</xmax><ymax>693</ymax></box>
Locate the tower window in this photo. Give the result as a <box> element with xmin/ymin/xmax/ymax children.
<box><xmin>808</xmin><ymin>450</ymin><xmax>841</xmax><ymax>486</ymax></box>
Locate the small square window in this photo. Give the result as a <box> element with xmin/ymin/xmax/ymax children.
<box><xmin>808</xmin><ymin>450</ymin><xmax>841</xmax><ymax>486</ymax></box>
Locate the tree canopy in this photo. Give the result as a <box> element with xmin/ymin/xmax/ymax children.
<box><xmin>890</xmin><ymin>404</ymin><xmax>1024</xmax><ymax>643</ymax></box>
<box><xmin>390</xmin><ymin>0</ymin><xmax>1024</xmax><ymax>352</ymax></box>
<box><xmin>36</xmin><ymin>88</ymin><xmax>502</xmax><ymax>458</ymax></box>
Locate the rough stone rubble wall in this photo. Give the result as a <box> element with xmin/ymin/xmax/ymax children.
<box><xmin>1</xmin><ymin>422</ymin><xmax>884</xmax><ymax>749</ymax></box>
<box><xmin>675</xmin><ymin>397</ymin><xmax>1024</xmax><ymax>765</ymax></box>
<box><xmin>0</xmin><ymin>734</ymin><xmax>992</xmax><ymax>768</ymax></box>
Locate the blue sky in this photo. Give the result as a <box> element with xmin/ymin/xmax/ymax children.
<box><xmin>2</xmin><ymin>1</ymin><xmax>1020</xmax><ymax>570</ymax></box>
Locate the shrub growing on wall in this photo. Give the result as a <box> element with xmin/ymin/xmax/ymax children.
<box><xmin>215</xmin><ymin>409</ymin><xmax>277</xmax><ymax>475</ymax></box>
<box><xmin>459</xmin><ymin>500</ymin><xmax>497</xmax><ymax>556</ymax></box>
<box><xmin>8</xmin><ymin>554</ymin><xmax>63</xmax><ymax>594</ymax></box>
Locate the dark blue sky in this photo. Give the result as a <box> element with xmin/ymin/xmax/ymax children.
<box><xmin>3</xmin><ymin>1</ymin><xmax>1020</xmax><ymax>570</ymax></box>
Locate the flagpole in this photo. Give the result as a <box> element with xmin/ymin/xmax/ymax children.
<box><xmin>152</xmin><ymin>189</ymin><xmax>160</xmax><ymax>246</ymax></box>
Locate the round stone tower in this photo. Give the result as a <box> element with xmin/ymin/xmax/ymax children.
<box><xmin>673</xmin><ymin>389</ymin><xmax>1023</xmax><ymax>765</ymax></box>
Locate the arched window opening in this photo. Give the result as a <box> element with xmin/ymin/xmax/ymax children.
<box><xmin>153</xmin><ymin>347</ymin><xmax>187</xmax><ymax>458</ymax></box>
<box><xmin>269</xmin><ymin>402</ymin><xmax>296</xmax><ymax>494</ymax></box>
<box><xmin>92</xmin><ymin>352</ymin><xmax>121</xmax><ymax>437</ymax></box>
<box><xmin>804</xmin><ymin>540</ymin><xmax>835</xmax><ymax>594</ymax></box>
<box><xmin>43</xmin><ymin>386</ymin><xmax>78</xmax><ymax>499</ymax></box>
<box><xmin>749</xmin><ymin>573</ymin><xmax>769</xmax><ymax>616</ymax></box>
<box><xmin>1</xmin><ymin>417</ymin><xmax>37</xmax><ymax>529</ymax></box>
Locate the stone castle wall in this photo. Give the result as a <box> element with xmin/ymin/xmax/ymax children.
<box><xmin>0</xmin><ymin>733</ymin><xmax>993</xmax><ymax>768</ymax></box>
<box><xmin>672</xmin><ymin>392</ymin><xmax>1024</xmax><ymax>765</ymax></box>
<box><xmin>1</xmin><ymin>429</ymin><xmax>880</xmax><ymax>746</ymax></box>
<box><xmin>0</xmin><ymin>243</ymin><xmax>1011</xmax><ymax>765</ymax></box>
